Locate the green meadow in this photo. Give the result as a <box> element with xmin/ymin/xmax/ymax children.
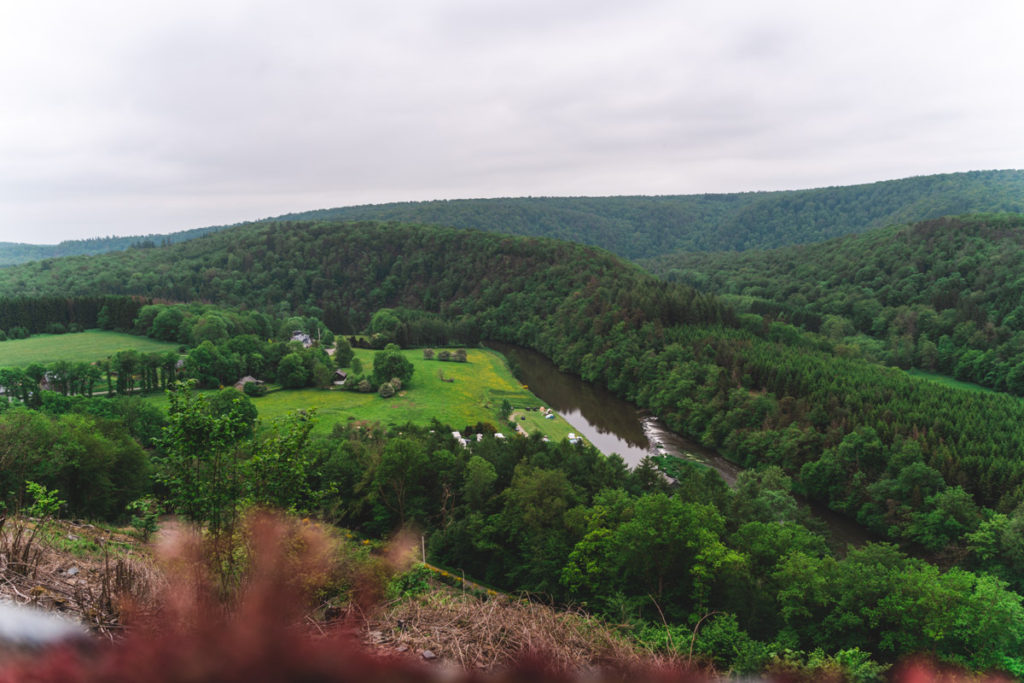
<box><xmin>146</xmin><ymin>347</ymin><xmax>583</xmax><ymax>441</ymax></box>
<box><xmin>0</xmin><ymin>330</ymin><xmax>180</xmax><ymax>367</ymax></box>
<box><xmin>507</xmin><ymin>407</ymin><xmax>576</xmax><ymax>443</ymax></box>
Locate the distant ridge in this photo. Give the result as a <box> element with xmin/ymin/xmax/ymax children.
<box><xmin>2</xmin><ymin>169</ymin><xmax>1022</xmax><ymax>266</ymax></box>
<box><xmin>0</xmin><ymin>224</ymin><xmax>229</xmax><ymax>267</ymax></box>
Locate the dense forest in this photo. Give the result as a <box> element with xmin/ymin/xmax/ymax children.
<box><xmin>644</xmin><ymin>214</ymin><xmax>1024</xmax><ymax>393</ymax></box>
<box><xmin>0</xmin><ymin>220</ymin><xmax>727</xmax><ymax>335</ymax></box>
<box><xmin>2</xmin><ymin>170</ymin><xmax>1022</xmax><ymax>267</ymax></box>
<box><xmin>6</xmin><ymin>217</ymin><xmax>1024</xmax><ymax>674</ymax></box>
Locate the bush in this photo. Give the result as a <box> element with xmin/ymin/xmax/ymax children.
<box><xmin>277</xmin><ymin>352</ymin><xmax>309</xmax><ymax>388</ymax></box>
<box><xmin>44</xmin><ymin>322</ymin><xmax>66</xmax><ymax>335</ymax></box>
<box><xmin>333</xmin><ymin>338</ymin><xmax>354</xmax><ymax>368</ymax></box>
<box><xmin>371</xmin><ymin>344</ymin><xmax>414</xmax><ymax>388</ymax></box>
<box><xmin>127</xmin><ymin>496</ymin><xmax>161</xmax><ymax>541</ymax></box>
<box><xmin>378</xmin><ymin>382</ymin><xmax>395</xmax><ymax>398</ymax></box>
<box><xmin>243</xmin><ymin>381</ymin><xmax>268</xmax><ymax>397</ymax></box>
<box><xmin>385</xmin><ymin>563</ymin><xmax>433</xmax><ymax>600</ymax></box>
<box><xmin>692</xmin><ymin>613</ymin><xmax>769</xmax><ymax>675</ymax></box>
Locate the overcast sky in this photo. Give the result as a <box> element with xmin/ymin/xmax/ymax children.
<box><xmin>1</xmin><ymin>0</ymin><xmax>1022</xmax><ymax>243</ymax></box>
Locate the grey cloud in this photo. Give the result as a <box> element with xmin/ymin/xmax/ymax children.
<box><xmin>0</xmin><ymin>1</ymin><xmax>1022</xmax><ymax>242</ymax></box>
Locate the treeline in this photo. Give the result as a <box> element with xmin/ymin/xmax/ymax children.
<box><xmin>0</xmin><ymin>295</ymin><xmax>145</xmax><ymax>335</ymax></box>
<box><xmin>644</xmin><ymin>214</ymin><xmax>1024</xmax><ymax>393</ymax></box>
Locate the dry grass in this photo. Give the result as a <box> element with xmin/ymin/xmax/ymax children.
<box><xmin>368</xmin><ymin>590</ymin><xmax>671</xmax><ymax>676</ymax></box>
<box><xmin>0</xmin><ymin>516</ymin><xmax>159</xmax><ymax>637</ymax></box>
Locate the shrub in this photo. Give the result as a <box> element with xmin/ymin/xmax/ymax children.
<box><xmin>243</xmin><ymin>381</ymin><xmax>268</xmax><ymax>397</ymax></box>
<box><xmin>385</xmin><ymin>562</ymin><xmax>433</xmax><ymax>600</ymax></box>
<box><xmin>127</xmin><ymin>496</ymin><xmax>161</xmax><ymax>541</ymax></box>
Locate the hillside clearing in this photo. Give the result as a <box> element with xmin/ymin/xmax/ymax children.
<box><xmin>904</xmin><ymin>369</ymin><xmax>998</xmax><ymax>395</ymax></box>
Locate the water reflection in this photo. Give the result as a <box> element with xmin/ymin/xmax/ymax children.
<box><xmin>486</xmin><ymin>342</ymin><xmax>651</xmax><ymax>465</ymax></box>
<box><xmin>488</xmin><ymin>342</ymin><xmax>738</xmax><ymax>480</ymax></box>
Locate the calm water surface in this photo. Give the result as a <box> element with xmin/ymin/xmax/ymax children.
<box><xmin>487</xmin><ymin>341</ymin><xmax>737</xmax><ymax>479</ymax></box>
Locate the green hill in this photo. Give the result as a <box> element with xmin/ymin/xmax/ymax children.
<box><xmin>276</xmin><ymin>169</ymin><xmax>1024</xmax><ymax>257</ymax></box>
<box><xmin>644</xmin><ymin>213</ymin><xmax>1024</xmax><ymax>393</ymax></box>
<box><xmin>2</xmin><ymin>170</ymin><xmax>1022</xmax><ymax>267</ymax></box>
<box><xmin>0</xmin><ymin>224</ymin><xmax>229</xmax><ymax>267</ymax></box>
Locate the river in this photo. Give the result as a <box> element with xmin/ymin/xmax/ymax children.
<box><xmin>486</xmin><ymin>341</ymin><xmax>874</xmax><ymax>551</ymax></box>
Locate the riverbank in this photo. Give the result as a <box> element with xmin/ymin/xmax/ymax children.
<box><xmin>487</xmin><ymin>340</ymin><xmax>877</xmax><ymax>552</ymax></box>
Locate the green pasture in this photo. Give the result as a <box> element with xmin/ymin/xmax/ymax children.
<box><xmin>146</xmin><ymin>347</ymin><xmax>583</xmax><ymax>441</ymax></box>
<box><xmin>904</xmin><ymin>369</ymin><xmax>998</xmax><ymax>395</ymax></box>
<box><xmin>0</xmin><ymin>330</ymin><xmax>180</xmax><ymax>367</ymax></box>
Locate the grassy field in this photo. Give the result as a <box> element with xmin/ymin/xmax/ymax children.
<box><xmin>904</xmin><ymin>369</ymin><xmax>998</xmax><ymax>395</ymax></box>
<box><xmin>508</xmin><ymin>407</ymin><xmax>576</xmax><ymax>442</ymax></box>
<box><xmin>146</xmin><ymin>347</ymin><xmax>584</xmax><ymax>441</ymax></box>
<box><xmin>0</xmin><ymin>330</ymin><xmax>180</xmax><ymax>366</ymax></box>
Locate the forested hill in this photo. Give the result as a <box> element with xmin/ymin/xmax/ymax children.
<box><xmin>276</xmin><ymin>169</ymin><xmax>1024</xmax><ymax>258</ymax></box>
<box><xmin>642</xmin><ymin>213</ymin><xmax>1024</xmax><ymax>394</ymax></box>
<box><xmin>0</xmin><ymin>220</ymin><xmax>730</xmax><ymax>335</ymax></box>
<box><xmin>0</xmin><ymin>225</ymin><xmax>235</xmax><ymax>267</ymax></box>
<box><xmin>2</xmin><ymin>170</ymin><xmax>1021</xmax><ymax>267</ymax></box>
